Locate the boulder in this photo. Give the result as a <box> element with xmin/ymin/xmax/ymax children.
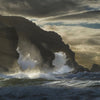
<box><xmin>91</xmin><ymin>64</ymin><xmax>100</xmax><ymax>72</ymax></box>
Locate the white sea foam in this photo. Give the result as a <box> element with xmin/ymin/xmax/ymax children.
<box><xmin>0</xmin><ymin>51</ymin><xmax>73</xmax><ymax>79</ymax></box>
<box><xmin>52</xmin><ymin>52</ymin><xmax>73</xmax><ymax>74</ymax></box>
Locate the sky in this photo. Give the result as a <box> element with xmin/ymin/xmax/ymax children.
<box><xmin>0</xmin><ymin>0</ymin><xmax>100</xmax><ymax>68</ymax></box>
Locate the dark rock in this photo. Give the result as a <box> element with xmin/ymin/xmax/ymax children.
<box><xmin>0</xmin><ymin>23</ymin><xmax>19</xmax><ymax>72</ymax></box>
<box><xmin>91</xmin><ymin>64</ymin><xmax>100</xmax><ymax>72</ymax></box>
<box><xmin>0</xmin><ymin>15</ymin><xmax>88</xmax><ymax>72</ymax></box>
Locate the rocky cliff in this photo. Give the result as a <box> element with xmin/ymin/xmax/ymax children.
<box><xmin>0</xmin><ymin>15</ymin><xmax>89</xmax><ymax>73</ymax></box>
<box><xmin>0</xmin><ymin>22</ymin><xmax>19</xmax><ymax>72</ymax></box>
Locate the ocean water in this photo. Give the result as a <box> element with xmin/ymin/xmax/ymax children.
<box><xmin>0</xmin><ymin>52</ymin><xmax>100</xmax><ymax>100</ymax></box>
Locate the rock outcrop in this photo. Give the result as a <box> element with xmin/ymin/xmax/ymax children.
<box><xmin>0</xmin><ymin>15</ymin><xmax>89</xmax><ymax>72</ymax></box>
<box><xmin>90</xmin><ymin>64</ymin><xmax>100</xmax><ymax>72</ymax></box>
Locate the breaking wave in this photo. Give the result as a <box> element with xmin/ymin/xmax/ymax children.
<box><xmin>0</xmin><ymin>49</ymin><xmax>73</xmax><ymax>79</ymax></box>
<box><xmin>0</xmin><ymin>40</ymin><xmax>99</xmax><ymax>100</ymax></box>
<box><xmin>0</xmin><ymin>50</ymin><xmax>100</xmax><ymax>100</ymax></box>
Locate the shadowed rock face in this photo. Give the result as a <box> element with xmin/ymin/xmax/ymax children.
<box><xmin>0</xmin><ymin>15</ymin><xmax>89</xmax><ymax>72</ymax></box>
<box><xmin>0</xmin><ymin>23</ymin><xmax>19</xmax><ymax>72</ymax></box>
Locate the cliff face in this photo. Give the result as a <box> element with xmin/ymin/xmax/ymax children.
<box><xmin>0</xmin><ymin>15</ymin><xmax>89</xmax><ymax>72</ymax></box>
<box><xmin>0</xmin><ymin>22</ymin><xmax>19</xmax><ymax>72</ymax></box>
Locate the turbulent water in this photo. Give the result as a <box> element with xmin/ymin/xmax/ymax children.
<box><xmin>0</xmin><ymin>52</ymin><xmax>100</xmax><ymax>100</ymax></box>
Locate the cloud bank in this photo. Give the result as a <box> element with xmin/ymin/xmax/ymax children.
<box><xmin>0</xmin><ymin>0</ymin><xmax>78</xmax><ymax>17</ymax></box>
<box><xmin>0</xmin><ymin>0</ymin><xmax>100</xmax><ymax>19</ymax></box>
<box><xmin>42</xmin><ymin>25</ymin><xmax>100</xmax><ymax>67</ymax></box>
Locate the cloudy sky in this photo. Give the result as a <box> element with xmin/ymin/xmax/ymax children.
<box><xmin>0</xmin><ymin>0</ymin><xmax>100</xmax><ymax>68</ymax></box>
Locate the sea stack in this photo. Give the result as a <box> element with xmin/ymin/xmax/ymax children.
<box><xmin>0</xmin><ymin>15</ymin><xmax>89</xmax><ymax>73</ymax></box>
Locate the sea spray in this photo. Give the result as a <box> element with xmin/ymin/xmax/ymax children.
<box><xmin>53</xmin><ymin>52</ymin><xmax>73</xmax><ymax>74</ymax></box>
<box><xmin>0</xmin><ymin>51</ymin><xmax>73</xmax><ymax>79</ymax></box>
<box><xmin>0</xmin><ymin>38</ymin><xmax>73</xmax><ymax>79</ymax></box>
<box><xmin>17</xmin><ymin>39</ymin><xmax>43</xmax><ymax>71</ymax></box>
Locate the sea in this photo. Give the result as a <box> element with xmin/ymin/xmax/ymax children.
<box><xmin>0</xmin><ymin>52</ymin><xmax>100</xmax><ymax>100</ymax></box>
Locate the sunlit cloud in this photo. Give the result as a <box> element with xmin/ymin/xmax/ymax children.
<box><xmin>41</xmin><ymin>24</ymin><xmax>100</xmax><ymax>68</ymax></box>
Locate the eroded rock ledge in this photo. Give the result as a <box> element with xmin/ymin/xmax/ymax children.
<box><xmin>0</xmin><ymin>15</ymin><xmax>94</xmax><ymax>73</ymax></box>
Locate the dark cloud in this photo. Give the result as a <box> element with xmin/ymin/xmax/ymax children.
<box><xmin>0</xmin><ymin>0</ymin><xmax>100</xmax><ymax>18</ymax></box>
<box><xmin>0</xmin><ymin>0</ymin><xmax>79</xmax><ymax>17</ymax></box>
